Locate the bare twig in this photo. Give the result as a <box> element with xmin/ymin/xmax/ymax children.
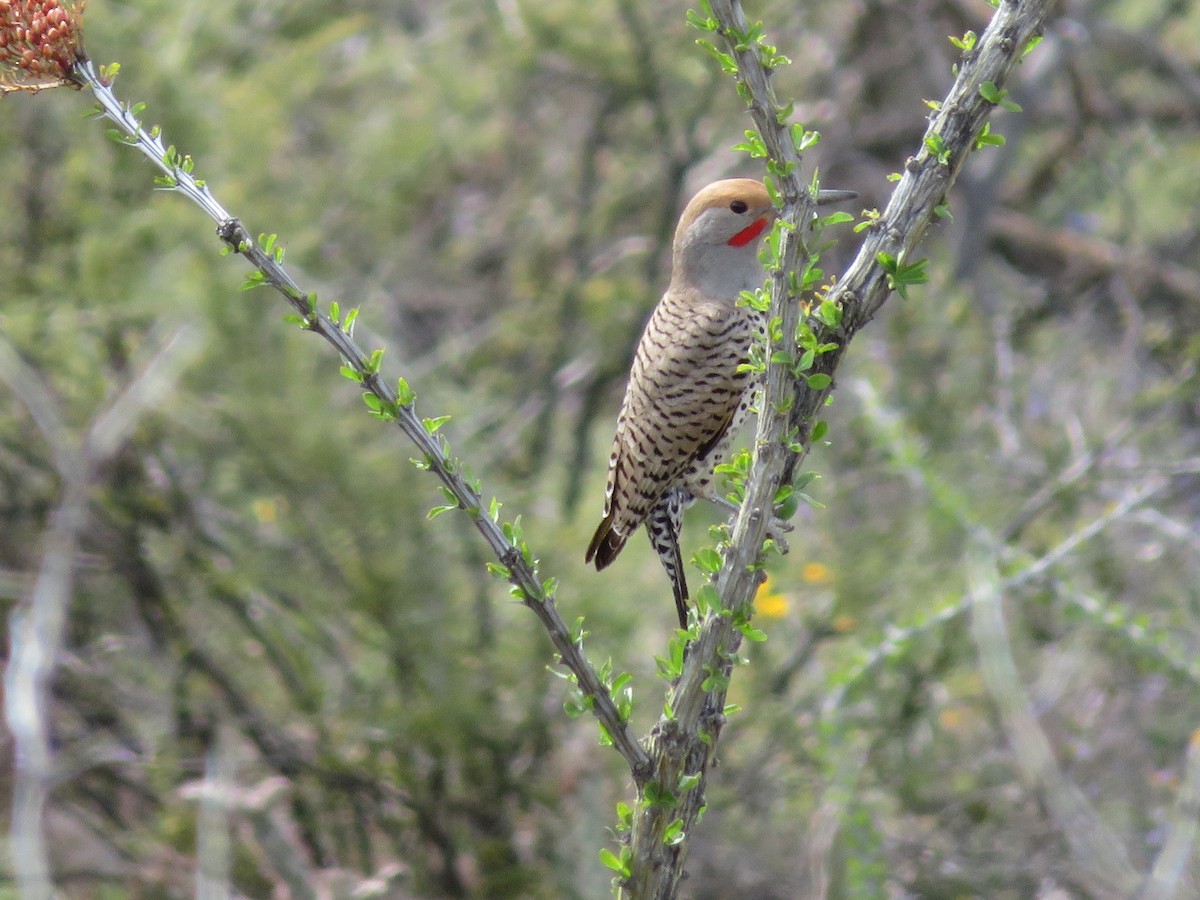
<box><xmin>990</xmin><ymin>208</ymin><xmax>1200</xmax><ymax>304</ymax></box>
<box><xmin>1140</xmin><ymin>729</ymin><xmax>1200</xmax><ymax>900</ymax></box>
<box><xmin>1</xmin><ymin>325</ymin><xmax>201</xmax><ymax>897</ymax></box>
<box><xmin>182</xmin><ymin>775</ymin><xmax>318</xmax><ymax>900</ymax></box>
<box><xmin>967</xmin><ymin>531</ymin><xmax>1143</xmax><ymax>899</ymax></box>
<box><xmin>194</xmin><ymin>727</ymin><xmax>235</xmax><ymax>900</ymax></box>
<box><xmin>824</xmin><ymin>378</ymin><xmax>1169</xmax><ymax>712</ymax></box>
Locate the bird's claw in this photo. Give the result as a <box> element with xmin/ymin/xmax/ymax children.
<box><xmin>709</xmin><ymin>495</ymin><xmax>793</xmax><ymax>554</ymax></box>
<box><xmin>764</xmin><ymin>519</ymin><xmax>792</xmax><ymax>555</ymax></box>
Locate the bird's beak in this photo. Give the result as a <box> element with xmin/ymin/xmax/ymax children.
<box><xmin>815</xmin><ymin>189</ymin><xmax>858</xmax><ymax>205</ymax></box>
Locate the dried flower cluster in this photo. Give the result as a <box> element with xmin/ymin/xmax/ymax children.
<box><xmin>0</xmin><ymin>0</ymin><xmax>85</xmax><ymax>92</ymax></box>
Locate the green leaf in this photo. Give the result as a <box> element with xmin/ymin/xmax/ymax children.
<box><xmin>696</xmin><ymin>38</ymin><xmax>738</xmax><ymax>74</ymax></box>
<box><xmin>924</xmin><ymin>132</ymin><xmax>951</xmax><ymax>165</ymax></box>
<box><xmin>701</xmin><ymin>668</ymin><xmax>730</xmax><ymax>692</ymax></box>
<box><xmin>240</xmin><ymin>271</ymin><xmax>267</xmax><ymax>292</ymax></box>
<box><xmin>693</xmin><ymin>547</ymin><xmax>723</xmax><ymax>574</ymax></box>
<box><xmin>644</xmin><ymin>783</ymin><xmax>677</xmax><ymax>808</ymax></box>
<box><xmin>876</xmin><ymin>252</ymin><xmax>929</xmax><ymax>300</ymax></box>
<box><xmin>948</xmin><ymin>30</ymin><xmax>977</xmax><ymax>51</ymax></box>
<box><xmin>423</xmin><ymin>415</ymin><xmax>452</xmax><ymax>434</ymax></box>
<box><xmin>979</xmin><ymin>81</ymin><xmax>1021</xmax><ymax>114</ymax></box>
<box><xmin>791</xmin><ymin>123</ymin><xmax>820</xmax><ymax>153</ymax></box>
<box><xmin>570</xmin><ymin>617</ymin><xmax>588</xmax><ymax>644</ymax></box>
<box><xmin>738</xmin><ymin>621</ymin><xmax>768</xmax><ymax>642</ymax></box>
<box><xmin>655</xmin><ymin>631</ymin><xmax>687</xmax><ymax>680</ymax></box>
<box><xmin>663</xmin><ymin>818</ymin><xmax>686</xmax><ymax>846</ymax></box>
<box><xmin>975</xmin><ymin>122</ymin><xmax>1006</xmax><ymax>149</ymax></box>
<box><xmin>694</xmin><ymin>583</ymin><xmax>720</xmax><ymax>617</ymax></box>
<box><xmin>819</xmin><ymin>211</ymin><xmax>854</xmax><ymax>226</ymax></box>
<box><xmin>815</xmin><ymin>298</ymin><xmax>842</xmax><ymax>328</ymax></box>
<box><xmin>396</xmin><ymin>377</ymin><xmax>416</xmax><ymax>406</ymax></box>
<box><xmin>806</xmin><ymin>373</ymin><xmax>832</xmax><ymax>390</ymax></box>
<box><xmin>685</xmin><ymin>6</ymin><xmax>717</xmax><ymax>31</ymax></box>
<box><xmin>362</xmin><ymin>392</ymin><xmax>396</xmax><ymax>421</ymax></box>
<box><xmin>731</xmin><ymin>129</ymin><xmax>768</xmax><ymax>158</ymax></box>
<box><xmin>599</xmin><ymin>848</ymin><xmax>630</xmax><ymax>877</ymax></box>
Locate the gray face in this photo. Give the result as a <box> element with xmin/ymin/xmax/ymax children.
<box><xmin>673</xmin><ymin>203</ymin><xmax>771</xmax><ymax>299</ymax></box>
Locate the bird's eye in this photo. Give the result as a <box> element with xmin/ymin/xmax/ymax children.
<box><xmin>729</xmin><ymin>200</ymin><xmax>749</xmax><ymax>214</ymax></box>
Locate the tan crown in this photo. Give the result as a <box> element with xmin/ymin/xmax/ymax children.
<box><xmin>673</xmin><ymin>178</ymin><xmax>774</xmax><ymax>246</ymax></box>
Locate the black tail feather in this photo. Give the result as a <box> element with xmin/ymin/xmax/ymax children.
<box><xmin>647</xmin><ymin>493</ymin><xmax>689</xmax><ymax>628</ymax></box>
<box><xmin>586</xmin><ymin>512</ymin><xmax>626</xmax><ymax>569</ymax></box>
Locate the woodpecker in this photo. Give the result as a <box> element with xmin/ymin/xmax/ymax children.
<box><xmin>585</xmin><ymin>178</ymin><xmax>851</xmax><ymax>627</ymax></box>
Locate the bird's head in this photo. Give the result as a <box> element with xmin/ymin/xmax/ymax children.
<box><xmin>671</xmin><ymin>178</ymin><xmax>776</xmax><ymax>298</ymax></box>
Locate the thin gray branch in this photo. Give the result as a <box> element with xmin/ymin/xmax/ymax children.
<box><xmin>2</xmin><ymin>324</ymin><xmax>200</xmax><ymax>897</ymax></box>
<box><xmin>5</xmin><ymin>474</ymin><xmax>89</xmax><ymax>899</ymax></box>
<box><xmin>86</xmin><ymin>321</ymin><xmax>204</xmax><ymax>460</ymax></box>
<box><xmin>195</xmin><ymin>727</ymin><xmax>235</xmax><ymax>900</ymax></box>
<box><xmin>0</xmin><ymin>334</ymin><xmax>80</xmax><ymax>479</ymax></box>
<box><xmin>182</xmin><ymin>775</ymin><xmax>318</xmax><ymax>900</ymax></box>
<box><xmin>967</xmin><ymin>532</ymin><xmax>1143</xmax><ymax>900</ymax></box>
<box><xmin>1140</xmin><ymin>731</ymin><xmax>1200</xmax><ymax>900</ymax></box>
<box><xmin>824</xmin><ymin>378</ymin><xmax>1169</xmax><ymax>713</ymax></box>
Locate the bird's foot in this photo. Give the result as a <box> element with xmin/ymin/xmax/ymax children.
<box><xmin>708</xmin><ymin>495</ymin><xmax>793</xmax><ymax>554</ymax></box>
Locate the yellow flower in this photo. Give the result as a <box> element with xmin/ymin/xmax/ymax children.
<box><xmin>801</xmin><ymin>561</ymin><xmax>833</xmax><ymax>585</ymax></box>
<box><xmin>251</xmin><ymin>497</ymin><xmax>278</xmax><ymax>525</ymax></box>
<box><xmin>755</xmin><ymin>576</ymin><xmax>790</xmax><ymax>619</ymax></box>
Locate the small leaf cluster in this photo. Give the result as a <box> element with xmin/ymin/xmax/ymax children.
<box><xmin>600</xmin><ymin>770</ymin><xmax>707</xmax><ymax>887</ymax></box>
<box><xmin>482</xmin><ymin>513</ymin><xmax>540</xmax><ymax>591</ymax></box>
<box><xmin>782</xmin><ymin>312</ymin><xmax>839</xmax><ymax>388</ymax></box>
<box><xmin>689</xmin><ymin>0</ymin><xmax>790</xmax><ymax>80</ymax></box>
<box><xmin>554</xmin><ymin>621</ymin><xmax>631</xmax><ymax>747</ymax></box>
<box><xmin>241</xmin><ymin>235</ymin><xmax>286</xmax><ymax>295</ymax></box>
<box><xmin>875</xmin><ymin>251</ymin><xmax>929</xmax><ymax>301</ymax></box>
<box><xmin>925</xmin><ymin>132</ymin><xmax>952</xmax><ymax>166</ymax></box>
<box><xmin>655</xmin><ymin>624</ymin><xmax>692</xmax><ymax>682</ymax></box>
<box><xmin>732</xmin><ymin>125</ymin><xmax>819</xmax><ymax>185</ymax></box>
<box><xmin>154</xmin><ymin>142</ymin><xmax>202</xmax><ymax>189</ymax></box>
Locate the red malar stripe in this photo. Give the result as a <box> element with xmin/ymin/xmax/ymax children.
<box><xmin>727</xmin><ymin>216</ymin><xmax>767</xmax><ymax>247</ymax></box>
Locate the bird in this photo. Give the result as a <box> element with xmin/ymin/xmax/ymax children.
<box><xmin>585</xmin><ymin>177</ymin><xmax>852</xmax><ymax>628</ymax></box>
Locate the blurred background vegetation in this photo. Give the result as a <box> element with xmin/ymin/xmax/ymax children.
<box><xmin>2</xmin><ymin>0</ymin><xmax>1199</xmax><ymax>896</ymax></box>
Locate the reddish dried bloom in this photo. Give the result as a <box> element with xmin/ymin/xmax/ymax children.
<box><xmin>0</xmin><ymin>0</ymin><xmax>86</xmax><ymax>91</ymax></box>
